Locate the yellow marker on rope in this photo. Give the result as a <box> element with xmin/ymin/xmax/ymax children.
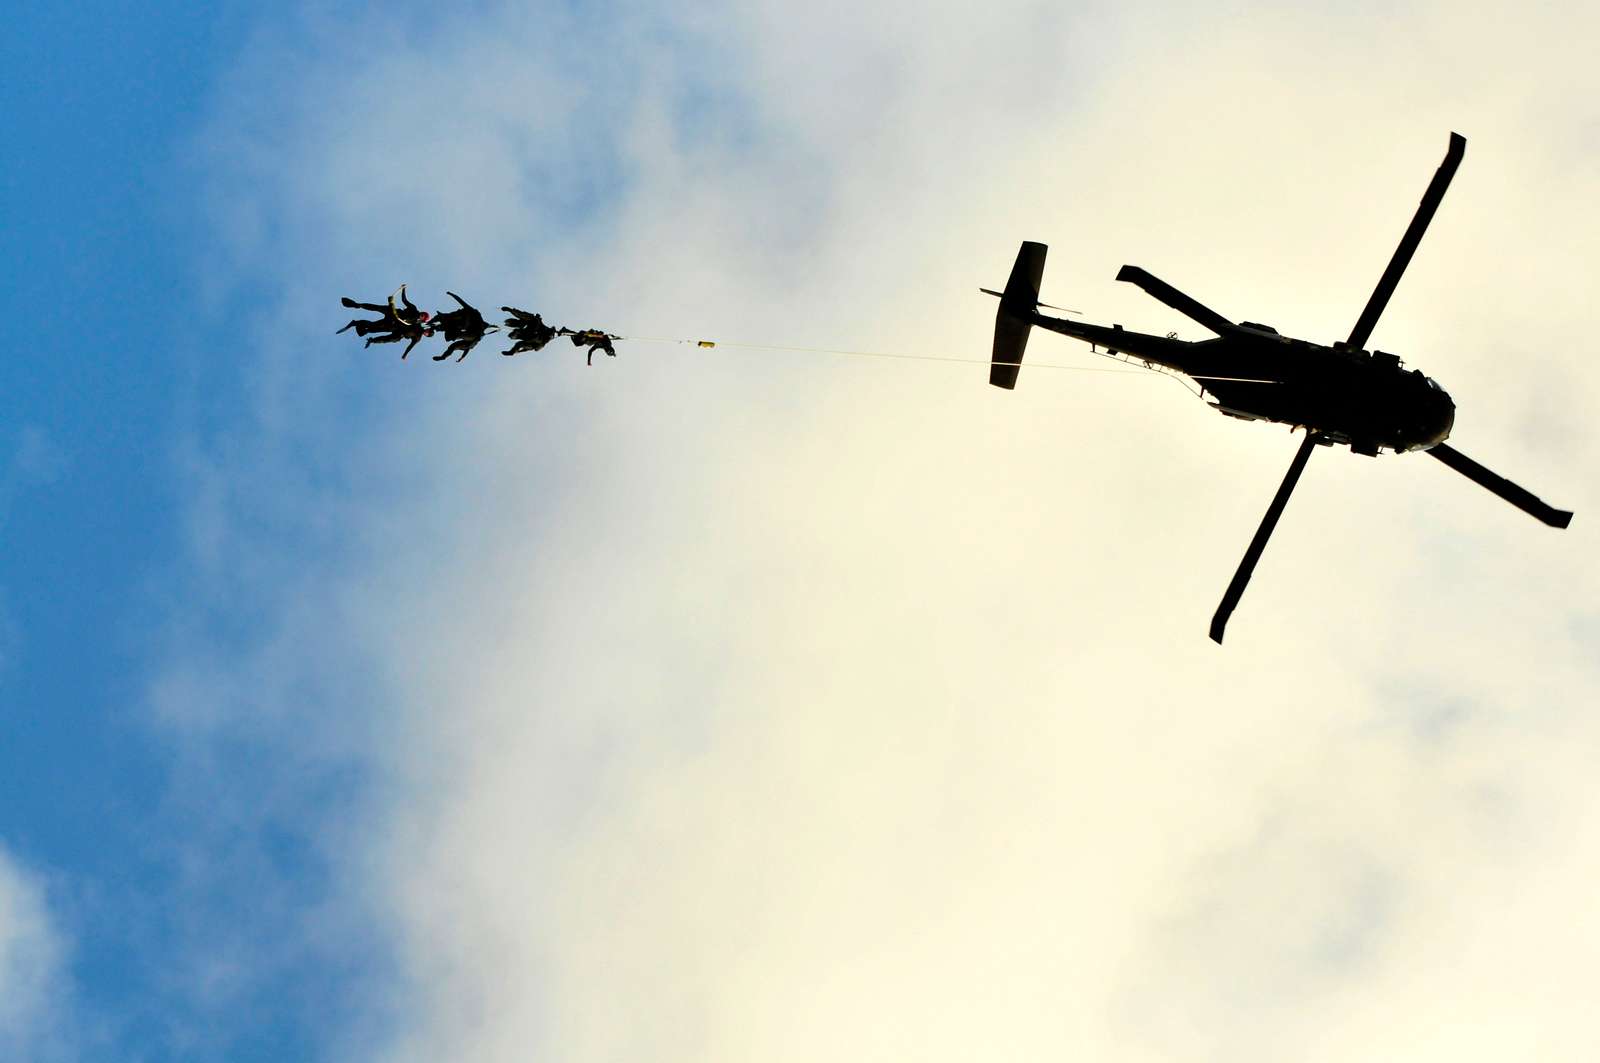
<box><xmin>697</xmin><ymin>340</ymin><xmax>716</xmax><ymax>348</ymax></box>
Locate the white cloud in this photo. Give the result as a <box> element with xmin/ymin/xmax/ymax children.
<box><xmin>177</xmin><ymin>1</ymin><xmax>1600</xmax><ymax>1060</ymax></box>
<box><xmin>0</xmin><ymin>847</ymin><xmax>71</xmax><ymax>1061</ymax></box>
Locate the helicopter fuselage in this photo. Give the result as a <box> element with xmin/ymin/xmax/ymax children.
<box><xmin>1029</xmin><ymin>311</ymin><xmax>1456</xmax><ymax>455</ymax></box>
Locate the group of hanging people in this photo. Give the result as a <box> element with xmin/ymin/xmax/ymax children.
<box><xmin>336</xmin><ymin>285</ymin><xmax>620</xmax><ymax>364</ymax></box>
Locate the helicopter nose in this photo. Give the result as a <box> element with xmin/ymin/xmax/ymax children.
<box><xmin>1425</xmin><ymin>391</ymin><xmax>1455</xmax><ymax>447</ymax></box>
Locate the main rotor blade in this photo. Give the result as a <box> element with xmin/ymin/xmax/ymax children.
<box><xmin>1210</xmin><ymin>433</ymin><xmax>1319</xmax><ymax>644</ymax></box>
<box><xmin>1346</xmin><ymin>132</ymin><xmax>1466</xmax><ymax>351</ymax></box>
<box><xmin>1116</xmin><ymin>266</ymin><xmax>1236</xmax><ymax>336</ymax></box>
<box><xmin>1426</xmin><ymin>442</ymin><xmax>1573</xmax><ymax>528</ymax></box>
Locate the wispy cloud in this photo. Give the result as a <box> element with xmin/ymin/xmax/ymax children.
<box><xmin>0</xmin><ymin>846</ymin><xmax>72</xmax><ymax>1062</ymax></box>
<box><xmin>161</xmin><ymin>1</ymin><xmax>1600</xmax><ymax>1059</ymax></box>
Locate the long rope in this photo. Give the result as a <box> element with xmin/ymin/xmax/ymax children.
<box><xmin>621</xmin><ymin>336</ymin><xmax>1147</xmax><ymax>375</ymax></box>
<box><xmin>617</xmin><ymin>335</ymin><xmax>1278</xmax><ymax>387</ymax></box>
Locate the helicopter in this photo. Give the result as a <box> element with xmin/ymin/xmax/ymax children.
<box><xmin>985</xmin><ymin>132</ymin><xmax>1572</xmax><ymax>644</ymax></box>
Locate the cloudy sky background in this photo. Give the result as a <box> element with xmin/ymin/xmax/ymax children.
<box><xmin>4</xmin><ymin>1</ymin><xmax>1599</xmax><ymax>1059</ymax></box>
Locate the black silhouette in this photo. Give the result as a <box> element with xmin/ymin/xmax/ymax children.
<box><xmin>500</xmin><ymin>307</ymin><xmax>560</xmax><ymax>357</ymax></box>
<box><xmin>430</xmin><ymin>292</ymin><xmax>494</xmax><ymax>362</ymax></box>
<box><xmin>561</xmin><ymin>327</ymin><xmax>619</xmax><ymax>365</ymax></box>
<box><xmin>361</xmin><ymin>320</ymin><xmax>434</xmax><ymax>360</ymax></box>
<box><xmin>337</xmin><ymin>285</ymin><xmax>429</xmax><ymax>337</ymax></box>
<box><xmin>337</xmin><ymin>285</ymin><xmax>434</xmax><ymax>358</ymax></box>
<box><xmin>985</xmin><ymin>132</ymin><xmax>1572</xmax><ymax>643</ymax></box>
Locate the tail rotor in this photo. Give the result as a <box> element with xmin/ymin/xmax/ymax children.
<box><xmin>986</xmin><ymin>241</ymin><xmax>1047</xmax><ymax>389</ymax></box>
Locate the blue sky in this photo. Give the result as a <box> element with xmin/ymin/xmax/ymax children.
<box><xmin>3</xmin><ymin>5</ymin><xmax>388</xmax><ymax>1059</ymax></box>
<box><xmin>5</xmin><ymin>3</ymin><xmax>1600</xmax><ymax>1061</ymax></box>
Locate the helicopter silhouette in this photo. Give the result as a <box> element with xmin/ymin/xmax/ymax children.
<box><xmin>986</xmin><ymin>132</ymin><xmax>1572</xmax><ymax>644</ymax></box>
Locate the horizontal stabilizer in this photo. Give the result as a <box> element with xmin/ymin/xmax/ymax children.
<box><xmin>982</xmin><ymin>287</ymin><xmax>1079</xmax><ymax>315</ymax></box>
<box><xmin>991</xmin><ymin>242</ymin><xmax>1047</xmax><ymax>389</ymax></box>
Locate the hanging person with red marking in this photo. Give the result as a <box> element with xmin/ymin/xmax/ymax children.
<box><xmin>337</xmin><ymin>284</ymin><xmax>435</xmax><ymax>359</ymax></box>
<box><xmin>336</xmin><ymin>284</ymin><xmax>431</xmax><ymax>339</ymax></box>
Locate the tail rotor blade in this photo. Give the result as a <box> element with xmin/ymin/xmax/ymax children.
<box><xmin>1426</xmin><ymin>442</ymin><xmax>1573</xmax><ymax>528</ymax></box>
<box><xmin>1346</xmin><ymin>132</ymin><xmax>1466</xmax><ymax>351</ymax></box>
<box><xmin>1210</xmin><ymin>433</ymin><xmax>1319</xmax><ymax>644</ymax></box>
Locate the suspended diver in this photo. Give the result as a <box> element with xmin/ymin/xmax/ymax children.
<box><xmin>363</xmin><ymin>317</ymin><xmax>435</xmax><ymax>360</ymax></box>
<box><xmin>500</xmin><ymin>306</ymin><xmax>560</xmax><ymax>357</ymax></box>
<box><xmin>429</xmin><ymin>291</ymin><xmax>496</xmax><ymax>362</ymax></box>
<box><xmin>337</xmin><ymin>284</ymin><xmax>430</xmax><ymax>337</ymax></box>
<box><xmin>560</xmin><ymin>327</ymin><xmax>620</xmax><ymax>365</ymax></box>
<box><xmin>338</xmin><ymin>285</ymin><xmax>435</xmax><ymax>358</ymax></box>
<box><xmin>336</xmin><ymin>285</ymin><xmax>435</xmax><ymax>359</ymax></box>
